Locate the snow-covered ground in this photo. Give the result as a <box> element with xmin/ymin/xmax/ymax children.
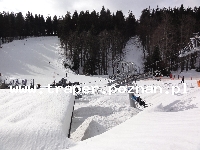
<box><xmin>0</xmin><ymin>89</ymin><xmax>75</xmax><ymax>150</ymax></box>
<box><xmin>69</xmin><ymin>79</ymin><xmax>200</xmax><ymax>150</ymax></box>
<box><xmin>0</xmin><ymin>37</ymin><xmax>200</xmax><ymax>150</ymax></box>
<box><xmin>172</xmin><ymin>69</ymin><xmax>200</xmax><ymax>79</ymax></box>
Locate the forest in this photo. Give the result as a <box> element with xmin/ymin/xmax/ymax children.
<box><xmin>0</xmin><ymin>5</ymin><xmax>200</xmax><ymax>75</ymax></box>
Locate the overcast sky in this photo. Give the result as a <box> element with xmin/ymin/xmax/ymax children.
<box><xmin>0</xmin><ymin>0</ymin><xmax>199</xmax><ymax>19</ymax></box>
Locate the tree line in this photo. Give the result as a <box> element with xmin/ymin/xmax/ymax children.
<box><xmin>58</xmin><ymin>6</ymin><xmax>137</xmax><ymax>75</ymax></box>
<box><xmin>0</xmin><ymin>11</ymin><xmax>58</xmax><ymax>43</ymax></box>
<box><xmin>1</xmin><ymin>5</ymin><xmax>200</xmax><ymax>75</ymax></box>
<box><xmin>138</xmin><ymin>5</ymin><xmax>200</xmax><ymax>74</ymax></box>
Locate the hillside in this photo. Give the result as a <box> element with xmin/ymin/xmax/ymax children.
<box><xmin>0</xmin><ymin>37</ymin><xmax>200</xmax><ymax>150</ymax></box>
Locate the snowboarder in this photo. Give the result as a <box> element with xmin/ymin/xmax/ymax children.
<box><xmin>137</xmin><ymin>96</ymin><xmax>148</xmax><ymax>108</ymax></box>
<box><xmin>131</xmin><ymin>93</ymin><xmax>148</xmax><ymax>108</ymax></box>
<box><xmin>129</xmin><ymin>93</ymin><xmax>136</xmax><ymax>108</ymax></box>
<box><xmin>131</xmin><ymin>93</ymin><xmax>138</xmax><ymax>101</ymax></box>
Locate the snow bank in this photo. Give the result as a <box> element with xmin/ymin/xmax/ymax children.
<box><xmin>0</xmin><ymin>89</ymin><xmax>75</xmax><ymax>150</ymax></box>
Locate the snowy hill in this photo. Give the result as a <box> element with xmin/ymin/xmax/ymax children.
<box><xmin>0</xmin><ymin>36</ymin><xmax>69</xmax><ymax>85</ymax></box>
<box><xmin>0</xmin><ymin>37</ymin><xmax>200</xmax><ymax>150</ymax></box>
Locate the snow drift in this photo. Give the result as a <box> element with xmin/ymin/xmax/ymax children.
<box><xmin>0</xmin><ymin>89</ymin><xmax>75</xmax><ymax>150</ymax></box>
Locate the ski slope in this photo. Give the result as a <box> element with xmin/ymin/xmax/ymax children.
<box><xmin>123</xmin><ymin>36</ymin><xmax>144</xmax><ymax>70</ymax></box>
<box><xmin>0</xmin><ymin>36</ymin><xmax>70</xmax><ymax>85</ymax></box>
<box><xmin>0</xmin><ymin>37</ymin><xmax>200</xmax><ymax>150</ymax></box>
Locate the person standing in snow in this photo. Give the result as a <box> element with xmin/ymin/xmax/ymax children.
<box><xmin>181</xmin><ymin>76</ymin><xmax>184</xmax><ymax>83</ymax></box>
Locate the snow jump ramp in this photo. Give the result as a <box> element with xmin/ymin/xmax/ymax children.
<box><xmin>71</xmin><ymin>116</ymin><xmax>106</xmax><ymax>142</ymax></box>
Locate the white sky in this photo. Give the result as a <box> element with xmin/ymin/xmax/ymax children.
<box><xmin>0</xmin><ymin>0</ymin><xmax>199</xmax><ymax>19</ymax></box>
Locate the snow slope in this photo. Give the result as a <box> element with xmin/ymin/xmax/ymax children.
<box><xmin>123</xmin><ymin>37</ymin><xmax>144</xmax><ymax>70</ymax></box>
<box><xmin>0</xmin><ymin>37</ymin><xmax>68</xmax><ymax>85</ymax></box>
<box><xmin>1</xmin><ymin>36</ymin><xmax>200</xmax><ymax>150</ymax></box>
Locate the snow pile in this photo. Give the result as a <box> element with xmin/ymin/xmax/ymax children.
<box><xmin>0</xmin><ymin>89</ymin><xmax>75</xmax><ymax>150</ymax></box>
<box><xmin>71</xmin><ymin>116</ymin><xmax>106</xmax><ymax>142</ymax></box>
<box><xmin>81</xmin><ymin>119</ymin><xmax>106</xmax><ymax>141</ymax></box>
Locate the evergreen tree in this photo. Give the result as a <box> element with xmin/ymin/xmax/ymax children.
<box><xmin>39</xmin><ymin>15</ymin><xmax>45</xmax><ymax>36</ymax></box>
<box><xmin>15</xmin><ymin>12</ymin><xmax>25</xmax><ymax>39</ymax></box>
<box><xmin>52</xmin><ymin>15</ymin><xmax>58</xmax><ymax>35</ymax></box>
<box><xmin>45</xmin><ymin>16</ymin><xmax>53</xmax><ymax>35</ymax></box>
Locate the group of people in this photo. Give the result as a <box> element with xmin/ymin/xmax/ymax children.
<box><xmin>9</xmin><ymin>79</ymin><xmax>27</xmax><ymax>86</ymax></box>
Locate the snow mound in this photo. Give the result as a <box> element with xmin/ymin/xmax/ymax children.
<box><xmin>71</xmin><ymin>116</ymin><xmax>106</xmax><ymax>142</ymax></box>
